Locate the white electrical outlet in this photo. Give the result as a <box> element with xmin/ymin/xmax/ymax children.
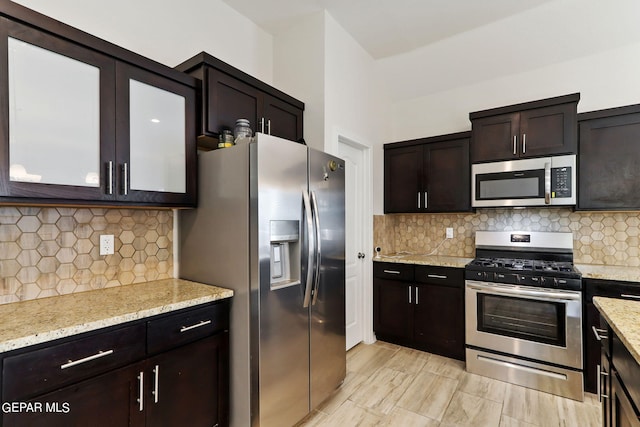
<box><xmin>100</xmin><ymin>235</ymin><xmax>114</xmax><ymax>255</ymax></box>
<box><xmin>445</xmin><ymin>227</ymin><xmax>454</xmax><ymax>239</ymax></box>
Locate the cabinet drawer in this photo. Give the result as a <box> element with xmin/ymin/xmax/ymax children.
<box><xmin>373</xmin><ymin>262</ymin><xmax>414</xmax><ymax>281</ymax></box>
<box><xmin>147</xmin><ymin>303</ymin><xmax>228</xmax><ymax>354</ymax></box>
<box><xmin>3</xmin><ymin>323</ymin><xmax>145</xmax><ymax>401</ymax></box>
<box><xmin>414</xmin><ymin>265</ymin><xmax>463</xmax><ymax>287</ymax></box>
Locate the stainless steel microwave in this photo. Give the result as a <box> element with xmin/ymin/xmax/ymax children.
<box><xmin>472</xmin><ymin>155</ymin><xmax>576</xmax><ymax>208</ymax></box>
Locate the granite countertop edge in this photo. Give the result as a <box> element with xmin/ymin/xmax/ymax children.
<box><xmin>0</xmin><ymin>278</ymin><xmax>233</xmax><ymax>353</ymax></box>
<box><xmin>593</xmin><ymin>296</ymin><xmax>640</xmax><ymax>365</ymax></box>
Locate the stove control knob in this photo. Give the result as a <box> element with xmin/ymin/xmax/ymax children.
<box><xmin>541</xmin><ymin>277</ymin><xmax>557</xmax><ymax>287</ymax></box>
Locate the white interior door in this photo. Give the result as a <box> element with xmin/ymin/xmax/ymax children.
<box><xmin>338</xmin><ymin>137</ymin><xmax>369</xmax><ymax>350</ymax></box>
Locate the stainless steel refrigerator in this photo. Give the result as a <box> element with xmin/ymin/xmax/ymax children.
<box><xmin>179</xmin><ymin>133</ymin><xmax>346</xmax><ymax>427</ymax></box>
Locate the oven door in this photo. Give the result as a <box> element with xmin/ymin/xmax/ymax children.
<box><xmin>465</xmin><ymin>280</ymin><xmax>583</xmax><ymax>369</ymax></box>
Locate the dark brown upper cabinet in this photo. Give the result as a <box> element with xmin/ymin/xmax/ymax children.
<box><xmin>578</xmin><ymin>104</ymin><xmax>640</xmax><ymax>211</ymax></box>
<box><xmin>470</xmin><ymin>93</ymin><xmax>579</xmax><ymax>163</ymax></box>
<box><xmin>175</xmin><ymin>52</ymin><xmax>304</xmax><ymax>149</ymax></box>
<box><xmin>0</xmin><ymin>4</ymin><xmax>197</xmax><ymax>207</ymax></box>
<box><xmin>384</xmin><ymin>132</ymin><xmax>471</xmax><ymax>213</ymax></box>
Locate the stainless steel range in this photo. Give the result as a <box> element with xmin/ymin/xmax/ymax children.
<box><xmin>465</xmin><ymin>231</ymin><xmax>584</xmax><ymax>401</ymax></box>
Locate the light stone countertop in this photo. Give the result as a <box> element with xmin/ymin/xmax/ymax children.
<box><xmin>0</xmin><ymin>278</ymin><xmax>233</xmax><ymax>353</ymax></box>
<box><xmin>374</xmin><ymin>254</ymin><xmax>473</xmax><ymax>269</ymax></box>
<box><xmin>576</xmin><ymin>264</ymin><xmax>640</xmax><ymax>283</ymax></box>
<box><xmin>593</xmin><ymin>296</ymin><xmax>640</xmax><ymax>365</ymax></box>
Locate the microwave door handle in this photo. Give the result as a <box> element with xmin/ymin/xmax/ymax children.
<box><xmin>544</xmin><ymin>161</ymin><xmax>551</xmax><ymax>204</ymax></box>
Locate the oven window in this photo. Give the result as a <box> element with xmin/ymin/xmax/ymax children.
<box><xmin>477</xmin><ymin>294</ymin><xmax>566</xmax><ymax>346</ymax></box>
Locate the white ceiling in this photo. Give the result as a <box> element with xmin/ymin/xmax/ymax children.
<box><xmin>221</xmin><ymin>0</ymin><xmax>640</xmax><ymax>106</ymax></box>
<box><xmin>220</xmin><ymin>0</ymin><xmax>557</xmax><ymax>59</ymax></box>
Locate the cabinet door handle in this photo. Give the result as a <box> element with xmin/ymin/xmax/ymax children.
<box><xmin>408</xmin><ymin>286</ymin><xmax>412</xmax><ymax>304</ymax></box>
<box><xmin>597</xmin><ymin>364</ymin><xmax>609</xmax><ymax>401</ymax></box>
<box><xmin>544</xmin><ymin>161</ymin><xmax>551</xmax><ymax>204</ymax></box>
<box><xmin>522</xmin><ymin>133</ymin><xmax>526</xmax><ymax>154</ymax></box>
<box><xmin>107</xmin><ymin>161</ymin><xmax>114</xmax><ymax>195</ymax></box>
<box><xmin>122</xmin><ymin>162</ymin><xmax>129</xmax><ymax>196</ymax></box>
<box><xmin>513</xmin><ymin>135</ymin><xmax>517</xmax><ymax>155</ymax></box>
<box><xmin>383</xmin><ymin>269</ymin><xmax>401</xmax><ymax>274</ymax></box>
<box><xmin>415</xmin><ymin>287</ymin><xmax>419</xmax><ymax>305</ymax></box>
<box><xmin>152</xmin><ymin>364</ymin><xmax>160</xmax><ymax>403</ymax></box>
<box><xmin>424</xmin><ymin>192</ymin><xmax>428</xmax><ymax>209</ymax></box>
<box><xmin>597</xmin><ymin>364</ymin><xmax>601</xmax><ymax>402</ymax></box>
<box><xmin>621</xmin><ymin>294</ymin><xmax>640</xmax><ymax>300</ymax></box>
<box><xmin>180</xmin><ymin>319</ymin><xmax>212</xmax><ymax>333</ymax></box>
<box><xmin>60</xmin><ymin>349</ymin><xmax>114</xmax><ymax>370</ymax></box>
<box><xmin>260</xmin><ymin>117</ymin><xmax>265</xmax><ymax>133</ymax></box>
<box><xmin>267</xmin><ymin>119</ymin><xmax>271</xmax><ymax>135</ymax></box>
<box><xmin>427</xmin><ymin>274</ymin><xmax>448</xmax><ymax>280</ymax></box>
<box><xmin>417</xmin><ymin>192</ymin><xmax>421</xmax><ymax>209</ymax></box>
<box><xmin>592</xmin><ymin>325</ymin><xmax>608</xmax><ymax>341</ymax></box>
<box><xmin>137</xmin><ymin>371</ymin><xmax>144</xmax><ymax>412</ymax></box>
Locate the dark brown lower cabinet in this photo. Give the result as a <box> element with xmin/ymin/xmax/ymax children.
<box><xmin>373</xmin><ymin>262</ymin><xmax>465</xmax><ymax>360</ymax></box>
<box><xmin>373</xmin><ymin>278</ymin><xmax>412</xmax><ymax>341</ymax></box>
<box><xmin>611</xmin><ymin>371</ymin><xmax>640</xmax><ymax>427</ymax></box>
<box><xmin>3</xmin><ymin>363</ymin><xmax>144</xmax><ymax>427</ymax></box>
<box><xmin>597</xmin><ymin>313</ymin><xmax>640</xmax><ymax>427</ymax></box>
<box><xmin>146</xmin><ymin>333</ymin><xmax>229</xmax><ymax>427</ymax></box>
<box><xmin>413</xmin><ymin>282</ymin><xmax>465</xmax><ymax>360</ymax></box>
<box><xmin>584</xmin><ymin>279</ymin><xmax>640</xmax><ymax>393</ymax></box>
<box><xmin>1</xmin><ymin>301</ymin><xmax>230</xmax><ymax>427</ymax></box>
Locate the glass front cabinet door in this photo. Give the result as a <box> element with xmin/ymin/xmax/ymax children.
<box><xmin>115</xmin><ymin>63</ymin><xmax>196</xmax><ymax>206</ymax></box>
<box><xmin>0</xmin><ymin>19</ymin><xmax>115</xmax><ymax>201</ymax></box>
<box><xmin>0</xmin><ymin>18</ymin><xmax>196</xmax><ymax>206</ymax></box>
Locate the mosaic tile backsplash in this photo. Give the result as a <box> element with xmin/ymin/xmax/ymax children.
<box><xmin>0</xmin><ymin>207</ymin><xmax>173</xmax><ymax>304</ymax></box>
<box><xmin>374</xmin><ymin>208</ymin><xmax>640</xmax><ymax>267</ymax></box>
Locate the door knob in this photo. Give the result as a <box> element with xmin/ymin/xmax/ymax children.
<box><xmin>357</xmin><ymin>252</ymin><xmax>365</xmax><ymax>259</ymax></box>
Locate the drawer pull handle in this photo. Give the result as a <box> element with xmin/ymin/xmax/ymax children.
<box><xmin>621</xmin><ymin>294</ymin><xmax>640</xmax><ymax>300</ymax></box>
<box><xmin>60</xmin><ymin>349</ymin><xmax>114</xmax><ymax>370</ymax></box>
<box><xmin>382</xmin><ymin>270</ymin><xmax>401</xmax><ymax>275</ymax></box>
<box><xmin>180</xmin><ymin>319</ymin><xmax>212</xmax><ymax>333</ymax></box>
<box><xmin>592</xmin><ymin>326</ymin><xmax>608</xmax><ymax>341</ymax></box>
<box><xmin>427</xmin><ymin>274</ymin><xmax>447</xmax><ymax>279</ymax></box>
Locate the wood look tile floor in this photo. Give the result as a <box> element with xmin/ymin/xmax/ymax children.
<box><xmin>296</xmin><ymin>341</ymin><xmax>601</xmax><ymax>427</ymax></box>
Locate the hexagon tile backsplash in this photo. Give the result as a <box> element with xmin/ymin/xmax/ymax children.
<box><xmin>0</xmin><ymin>207</ymin><xmax>173</xmax><ymax>304</ymax></box>
<box><xmin>374</xmin><ymin>208</ymin><xmax>640</xmax><ymax>267</ymax></box>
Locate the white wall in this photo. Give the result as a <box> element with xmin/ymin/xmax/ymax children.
<box><xmin>273</xmin><ymin>12</ymin><xmax>325</xmax><ymax>151</ymax></box>
<box><xmin>323</xmin><ymin>13</ymin><xmax>390</xmax><ymax>213</ymax></box>
<box><xmin>11</xmin><ymin>0</ymin><xmax>274</xmax><ymax>82</ymax></box>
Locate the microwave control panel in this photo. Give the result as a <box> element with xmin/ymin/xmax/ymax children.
<box><xmin>551</xmin><ymin>167</ymin><xmax>572</xmax><ymax>198</ymax></box>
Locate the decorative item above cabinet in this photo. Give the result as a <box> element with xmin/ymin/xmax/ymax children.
<box><xmin>0</xmin><ymin>2</ymin><xmax>197</xmax><ymax>208</ymax></box>
<box><xmin>384</xmin><ymin>131</ymin><xmax>471</xmax><ymax>213</ymax></box>
<box><xmin>175</xmin><ymin>52</ymin><xmax>304</xmax><ymax>150</ymax></box>
<box><xmin>577</xmin><ymin>104</ymin><xmax>640</xmax><ymax>211</ymax></box>
<box><xmin>469</xmin><ymin>93</ymin><xmax>579</xmax><ymax>163</ymax></box>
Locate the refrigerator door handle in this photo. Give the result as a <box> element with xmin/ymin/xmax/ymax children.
<box><xmin>302</xmin><ymin>190</ymin><xmax>315</xmax><ymax>308</ymax></box>
<box><xmin>310</xmin><ymin>191</ymin><xmax>322</xmax><ymax>305</ymax></box>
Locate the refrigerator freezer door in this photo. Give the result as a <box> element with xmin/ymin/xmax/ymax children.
<box><xmin>308</xmin><ymin>148</ymin><xmax>346</xmax><ymax>409</ymax></box>
<box><xmin>253</xmin><ymin>135</ymin><xmax>310</xmax><ymax>427</ymax></box>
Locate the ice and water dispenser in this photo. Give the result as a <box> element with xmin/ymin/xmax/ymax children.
<box><xmin>269</xmin><ymin>220</ymin><xmax>300</xmax><ymax>290</ymax></box>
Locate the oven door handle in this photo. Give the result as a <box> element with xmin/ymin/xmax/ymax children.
<box><xmin>466</xmin><ymin>281</ymin><xmax>581</xmax><ymax>301</ymax></box>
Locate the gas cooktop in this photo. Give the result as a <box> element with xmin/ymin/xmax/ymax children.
<box><xmin>466</xmin><ymin>257</ymin><xmax>580</xmax><ymax>277</ymax></box>
<box><xmin>465</xmin><ymin>231</ymin><xmax>582</xmax><ymax>291</ymax></box>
